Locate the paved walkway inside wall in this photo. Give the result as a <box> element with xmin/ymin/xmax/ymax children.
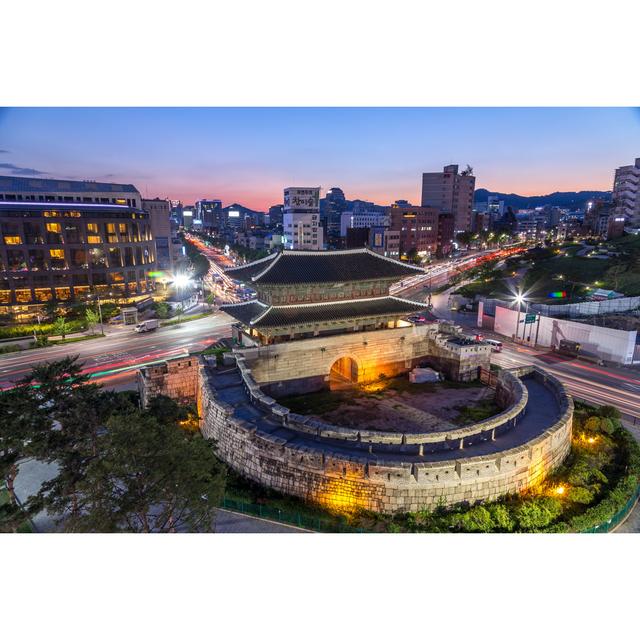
<box><xmin>209</xmin><ymin>366</ymin><xmax>562</xmax><ymax>465</ymax></box>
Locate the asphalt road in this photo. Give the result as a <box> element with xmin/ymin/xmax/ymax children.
<box><xmin>0</xmin><ymin>313</ymin><xmax>233</xmax><ymax>391</ymax></box>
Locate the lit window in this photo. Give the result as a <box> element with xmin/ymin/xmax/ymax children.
<box><xmin>87</xmin><ymin>236</ymin><xmax>102</xmax><ymax>244</ymax></box>
<box><xmin>46</xmin><ymin>223</ymin><xmax>62</xmax><ymax>233</ymax></box>
<box><xmin>87</xmin><ymin>223</ymin><xmax>98</xmax><ymax>233</ymax></box>
<box><xmin>3</xmin><ymin>236</ymin><xmax>21</xmax><ymax>245</ymax></box>
<box><xmin>49</xmin><ymin>249</ymin><xmax>65</xmax><ymax>259</ymax></box>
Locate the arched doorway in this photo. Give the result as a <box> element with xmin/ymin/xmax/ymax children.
<box><xmin>329</xmin><ymin>356</ymin><xmax>358</xmax><ymax>390</ymax></box>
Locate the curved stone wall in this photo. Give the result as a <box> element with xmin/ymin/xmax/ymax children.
<box><xmin>198</xmin><ymin>357</ymin><xmax>573</xmax><ymax>514</ymax></box>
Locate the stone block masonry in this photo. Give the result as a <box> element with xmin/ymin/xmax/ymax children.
<box><xmin>137</xmin><ymin>355</ymin><xmax>200</xmax><ymax>407</ymax></box>
<box><xmin>137</xmin><ymin>347</ymin><xmax>572</xmax><ymax>515</ymax></box>
<box><xmin>239</xmin><ymin>323</ymin><xmax>491</xmax><ymax>396</ymax></box>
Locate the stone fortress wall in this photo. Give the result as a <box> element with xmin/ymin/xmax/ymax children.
<box><xmin>138</xmin><ymin>355</ymin><xmax>200</xmax><ymax>407</ymax></box>
<box><xmin>195</xmin><ymin>357</ymin><xmax>572</xmax><ymax>513</ymax></box>
<box><xmin>137</xmin><ymin>331</ymin><xmax>573</xmax><ymax>514</ymax></box>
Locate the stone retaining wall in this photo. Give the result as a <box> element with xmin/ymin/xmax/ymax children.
<box><xmin>198</xmin><ymin>360</ymin><xmax>573</xmax><ymax>514</ymax></box>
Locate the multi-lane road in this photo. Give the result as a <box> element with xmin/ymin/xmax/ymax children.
<box><xmin>0</xmin><ymin>314</ymin><xmax>232</xmax><ymax>391</ymax></box>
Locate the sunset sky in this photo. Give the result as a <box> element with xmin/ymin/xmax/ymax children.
<box><xmin>1</xmin><ymin>107</ymin><xmax>638</xmax><ymax>210</ymax></box>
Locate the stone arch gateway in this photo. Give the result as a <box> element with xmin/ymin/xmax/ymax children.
<box><xmin>329</xmin><ymin>356</ymin><xmax>359</xmax><ymax>390</ymax></box>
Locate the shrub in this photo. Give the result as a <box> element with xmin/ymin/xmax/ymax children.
<box><xmin>452</xmin><ymin>505</ymin><xmax>494</xmax><ymax>532</ymax></box>
<box><xmin>599</xmin><ymin>417</ymin><xmax>616</xmax><ymax>435</ymax></box>
<box><xmin>567</xmin><ymin>486</ymin><xmax>595</xmax><ymax>505</ymax></box>
<box><xmin>487</xmin><ymin>503</ymin><xmax>514</xmax><ymax>532</ymax></box>
<box><xmin>0</xmin><ymin>343</ymin><xmax>22</xmax><ymax>354</ymax></box>
<box><xmin>598</xmin><ymin>405</ymin><xmax>621</xmax><ymax>420</ymax></box>
<box><xmin>514</xmin><ymin>496</ymin><xmax>562</xmax><ymax>531</ymax></box>
<box><xmin>584</xmin><ymin>416</ymin><xmax>601</xmax><ymax>432</ymax></box>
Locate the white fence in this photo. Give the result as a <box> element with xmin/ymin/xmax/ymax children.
<box><xmin>492</xmin><ymin>305</ymin><xmax>637</xmax><ymax>365</ymax></box>
<box><xmin>531</xmin><ymin>295</ymin><xmax>640</xmax><ymax>319</ymax></box>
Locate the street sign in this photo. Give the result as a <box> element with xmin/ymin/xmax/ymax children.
<box><xmin>525</xmin><ymin>313</ymin><xmax>537</xmax><ymax>324</ymax></box>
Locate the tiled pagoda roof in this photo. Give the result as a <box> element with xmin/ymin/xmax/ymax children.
<box><xmin>225</xmin><ymin>248</ymin><xmax>424</xmax><ymax>285</ymax></box>
<box><xmin>220</xmin><ymin>296</ymin><xmax>430</xmax><ymax>329</ymax></box>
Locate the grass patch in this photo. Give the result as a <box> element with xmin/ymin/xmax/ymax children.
<box><xmin>454</xmin><ymin>399</ymin><xmax>501</xmax><ymax>425</ymax></box>
<box><xmin>50</xmin><ymin>334</ymin><xmax>103</xmax><ymax>346</ymax></box>
<box><xmin>161</xmin><ymin>311</ymin><xmax>213</xmax><ymax>327</ymax></box>
<box><xmin>279</xmin><ymin>389</ymin><xmax>354</xmax><ymax>415</ymax></box>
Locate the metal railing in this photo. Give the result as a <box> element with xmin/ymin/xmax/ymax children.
<box><xmin>581</xmin><ymin>484</ymin><xmax>640</xmax><ymax>533</ymax></box>
<box><xmin>220</xmin><ymin>497</ymin><xmax>367</xmax><ymax>533</ymax></box>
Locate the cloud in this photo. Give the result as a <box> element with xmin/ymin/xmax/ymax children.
<box><xmin>0</xmin><ymin>163</ymin><xmax>49</xmax><ymax>177</ymax></box>
<box><xmin>0</xmin><ymin>149</ymin><xmax>9</xmax><ymax>153</ymax></box>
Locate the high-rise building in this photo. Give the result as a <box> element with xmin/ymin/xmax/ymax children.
<box><xmin>421</xmin><ymin>164</ymin><xmax>475</xmax><ymax>232</ymax></box>
<box><xmin>195</xmin><ymin>199</ymin><xmax>223</xmax><ymax>230</ymax></box>
<box><xmin>268</xmin><ymin>204</ymin><xmax>284</xmax><ymax>226</ymax></box>
<box><xmin>182</xmin><ymin>206</ymin><xmax>195</xmax><ymax>229</ymax></box>
<box><xmin>322</xmin><ymin>187</ymin><xmax>347</xmax><ymax>245</ymax></box>
<box><xmin>612</xmin><ymin>157</ymin><xmax>640</xmax><ymax>227</ymax></box>
<box><xmin>283</xmin><ymin>187</ymin><xmax>323</xmax><ymax>250</ymax></box>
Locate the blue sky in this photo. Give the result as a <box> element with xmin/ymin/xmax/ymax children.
<box><xmin>1</xmin><ymin>107</ymin><xmax>638</xmax><ymax>209</ymax></box>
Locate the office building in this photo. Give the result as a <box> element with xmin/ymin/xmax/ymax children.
<box><xmin>182</xmin><ymin>206</ymin><xmax>195</xmax><ymax>229</ymax></box>
<box><xmin>268</xmin><ymin>204</ymin><xmax>284</xmax><ymax>226</ymax></box>
<box><xmin>340</xmin><ymin>211</ymin><xmax>389</xmax><ymax>237</ymax></box>
<box><xmin>421</xmin><ymin>164</ymin><xmax>475</xmax><ymax>232</ymax></box>
<box><xmin>387</xmin><ymin>205</ymin><xmax>443</xmax><ymax>260</ymax></box>
<box><xmin>0</xmin><ymin>177</ymin><xmax>156</xmax><ymax>319</ymax></box>
<box><xmin>283</xmin><ymin>187</ymin><xmax>323</xmax><ymax>250</ymax></box>
<box><xmin>142</xmin><ymin>198</ymin><xmax>180</xmax><ymax>273</ymax></box>
<box><xmin>195</xmin><ymin>199</ymin><xmax>223</xmax><ymax>230</ymax></box>
<box><xmin>612</xmin><ymin>157</ymin><xmax>640</xmax><ymax>227</ymax></box>
<box><xmin>322</xmin><ymin>187</ymin><xmax>347</xmax><ymax>245</ymax></box>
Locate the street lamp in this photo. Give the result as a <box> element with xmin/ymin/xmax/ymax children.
<box><xmin>513</xmin><ymin>291</ymin><xmax>527</xmax><ymax>343</ymax></box>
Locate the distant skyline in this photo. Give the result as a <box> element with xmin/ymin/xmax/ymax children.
<box><xmin>1</xmin><ymin>107</ymin><xmax>638</xmax><ymax>211</ymax></box>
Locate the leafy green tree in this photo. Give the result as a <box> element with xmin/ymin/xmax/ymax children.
<box><xmin>205</xmin><ymin>293</ymin><xmax>216</xmax><ymax>310</ymax></box>
<box><xmin>85</xmin><ymin>307</ymin><xmax>100</xmax><ymax>334</ymax></box>
<box><xmin>42</xmin><ymin>299</ymin><xmax>60</xmax><ymax>321</ymax></box>
<box><xmin>70</xmin><ymin>408</ymin><xmax>226</xmax><ymax>532</ymax></box>
<box><xmin>153</xmin><ymin>301</ymin><xmax>172</xmax><ymax>319</ymax></box>
<box><xmin>584</xmin><ymin>416</ymin><xmax>602</xmax><ymax>432</ymax></box>
<box><xmin>53</xmin><ymin>316</ymin><xmax>68</xmax><ymax>340</ymax></box>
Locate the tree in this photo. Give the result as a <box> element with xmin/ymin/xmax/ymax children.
<box><xmin>406</xmin><ymin>248</ymin><xmax>421</xmax><ymax>265</ymax></box>
<box><xmin>205</xmin><ymin>293</ymin><xmax>216</xmax><ymax>311</ymax></box>
<box><xmin>42</xmin><ymin>299</ymin><xmax>59</xmax><ymax>322</ymax></box>
<box><xmin>53</xmin><ymin>316</ymin><xmax>68</xmax><ymax>340</ymax></box>
<box><xmin>152</xmin><ymin>301</ymin><xmax>172</xmax><ymax>319</ymax></box>
<box><xmin>0</xmin><ymin>385</ymin><xmax>51</xmax><ymax>532</ymax></box>
<box><xmin>175</xmin><ymin>304</ymin><xmax>184</xmax><ymax>324</ymax></box>
<box><xmin>456</xmin><ymin>231</ymin><xmax>475</xmax><ymax>249</ymax></box>
<box><xmin>85</xmin><ymin>307</ymin><xmax>100</xmax><ymax>334</ymax></box>
<box><xmin>70</xmin><ymin>407</ymin><xmax>226</xmax><ymax>532</ymax></box>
